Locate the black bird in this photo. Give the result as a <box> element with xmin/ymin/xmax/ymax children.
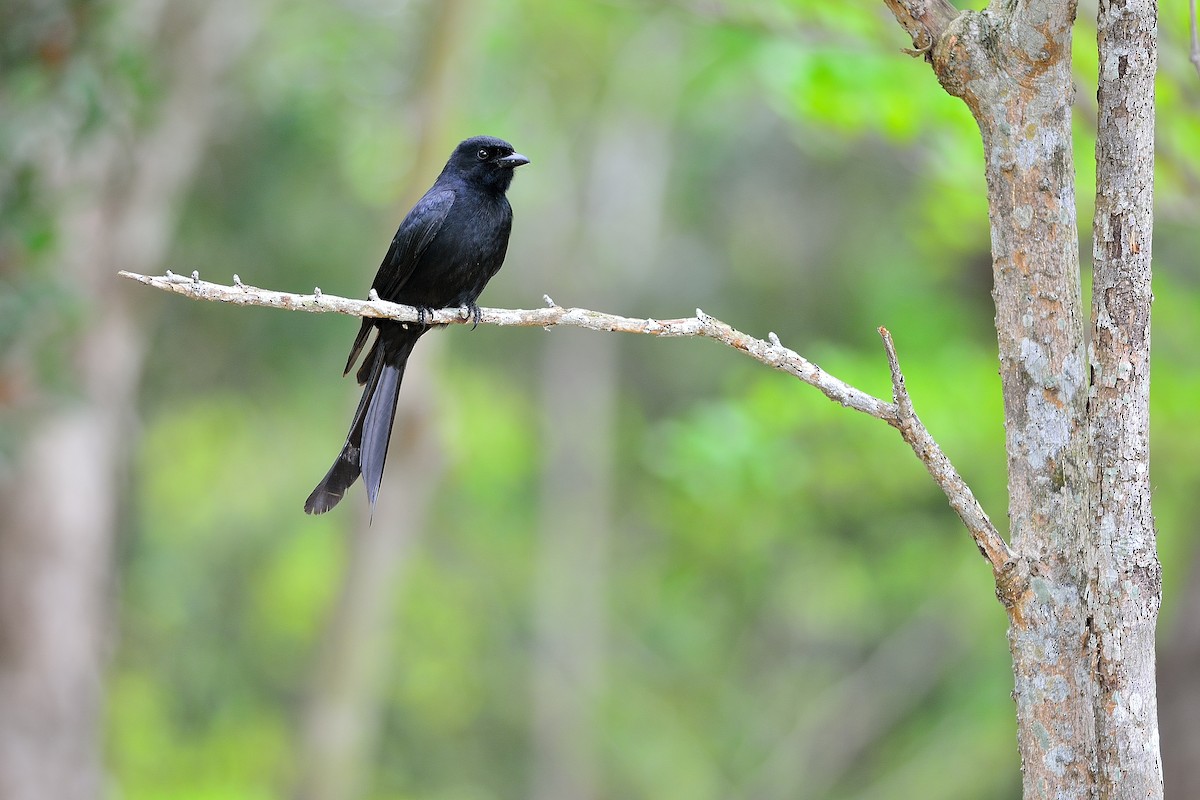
<box><xmin>305</xmin><ymin>135</ymin><xmax>529</xmax><ymax>515</ymax></box>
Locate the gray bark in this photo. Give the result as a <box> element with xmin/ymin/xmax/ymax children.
<box><xmin>885</xmin><ymin>0</ymin><xmax>1163</xmax><ymax>797</ymax></box>
<box><xmin>932</xmin><ymin>4</ymin><xmax>1095</xmax><ymax>795</ymax></box>
<box><xmin>1087</xmin><ymin>1</ymin><xmax>1161</xmax><ymax>797</ymax></box>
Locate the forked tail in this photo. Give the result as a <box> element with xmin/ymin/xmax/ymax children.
<box><xmin>304</xmin><ymin>328</ymin><xmax>417</xmax><ymax>515</ymax></box>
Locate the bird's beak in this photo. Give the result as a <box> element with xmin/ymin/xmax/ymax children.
<box><xmin>498</xmin><ymin>152</ymin><xmax>530</xmax><ymax>168</ymax></box>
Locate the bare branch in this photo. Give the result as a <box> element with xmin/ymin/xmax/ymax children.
<box><xmin>879</xmin><ymin>327</ymin><xmax>1012</xmax><ymax>572</ymax></box>
<box><xmin>120</xmin><ymin>269</ymin><xmax>893</xmax><ymax>418</ymax></box>
<box><xmin>119</xmin><ymin>269</ymin><xmax>1011</xmax><ymax>571</ymax></box>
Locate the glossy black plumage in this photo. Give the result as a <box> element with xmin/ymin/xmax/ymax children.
<box><xmin>305</xmin><ymin>136</ymin><xmax>528</xmax><ymax>515</ymax></box>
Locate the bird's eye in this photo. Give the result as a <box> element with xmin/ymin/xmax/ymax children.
<box><xmin>477</xmin><ymin>148</ymin><xmax>489</xmax><ymax>160</ymax></box>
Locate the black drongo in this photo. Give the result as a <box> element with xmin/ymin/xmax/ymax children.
<box><xmin>305</xmin><ymin>135</ymin><xmax>528</xmax><ymax>515</ymax></box>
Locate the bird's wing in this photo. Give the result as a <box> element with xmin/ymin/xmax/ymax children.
<box><xmin>342</xmin><ymin>189</ymin><xmax>455</xmax><ymax>379</ymax></box>
<box><xmin>370</xmin><ymin>188</ymin><xmax>456</xmax><ymax>300</ymax></box>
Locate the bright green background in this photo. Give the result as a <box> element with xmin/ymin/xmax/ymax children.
<box><xmin>4</xmin><ymin>1</ymin><xmax>1199</xmax><ymax>798</ymax></box>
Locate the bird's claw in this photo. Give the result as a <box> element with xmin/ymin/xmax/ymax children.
<box><xmin>463</xmin><ymin>302</ymin><xmax>482</xmax><ymax>330</ymax></box>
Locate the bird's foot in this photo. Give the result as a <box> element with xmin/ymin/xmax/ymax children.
<box><xmin>402</xmin><ymin>306</ymin><xmax>436</xmax><ymax>332</ymax></box>
<box><xmin>462</xmin><ymin>302</ymin><xmax>482</xmax><ymax>330</ymax></box>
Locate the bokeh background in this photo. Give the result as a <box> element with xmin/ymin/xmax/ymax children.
<box><xmin>2</xmin><ymin>1</ymin><xmax>1198</xmax><ymax>798</ymax></box>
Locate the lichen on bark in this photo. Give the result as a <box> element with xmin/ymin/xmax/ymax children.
<box><xmin>884</xmin><ymin>0</ymin><xmax>1164</xmax><ymax>797</ymax></box>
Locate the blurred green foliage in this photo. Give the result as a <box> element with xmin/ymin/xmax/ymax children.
<box><xmin>3</xmin><ymin>1</ymin><xmax>1198</xmax><ymax>798</ymax></box>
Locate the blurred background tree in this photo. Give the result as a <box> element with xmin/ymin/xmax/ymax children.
<box><xmin>1</xmin><ymin>0</ymin><xmax>1197</xmax><ymax>798</ymax></box>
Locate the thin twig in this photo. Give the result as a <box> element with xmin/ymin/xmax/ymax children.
<box><xmin>120</xmin><ymin>269</ymin><xmax>892</xmax><ymax>418</ymax></box>
<box><xmin>879</xmin><ymin>327</ymin><xmax>1011</xmax><ymax>571</ymax></box>
<box><xmin>119</xmin><ymin>269</ymin><xmax>1011</xmax><ymax>571</ymax></box>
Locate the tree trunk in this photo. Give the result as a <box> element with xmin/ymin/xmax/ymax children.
<box><xmin>528</xmin><ymin>28</ymin><xmax>683</xmax><ymax>796</ymax></box>
<box><xmin>0</xmin><ymin>1</ymin><xmax>260</xmax><ymax>797</ymax></box>
<box><xmin>293</xmin><ymin>1</ymin><xmax>470</xmax><ymax>796</ymax></box>
<box><xmin>934</xmin><ymin>5</ymin><xmax>1095</xmax><ymax>795</ymax></box>
<box><xmin>1086</xmin><ymin>1</ymin><xmax>1161</xmax><ymax>797</ymax></box>
<box><xmin>884</xmin><ymin>1</ymin><xmax>1163</xmax><ymax>797</ymax></box>
<box><xmin>293</xmin><ymin>357</ymin><xmax>444</xmax><ymax>800</ymax></box>
<box><xmin>531</xmin><ymin>331</ymin><xmax>613</xmax><ymax>800</ymax></box>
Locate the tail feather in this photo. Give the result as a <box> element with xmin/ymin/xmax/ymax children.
<box><xmin>343</xmin><ymin>319</ymin><xmax>373</xmax><ymax>379</ymax></box>
<box><xmin>304</xmin><ymin>329</ymin><xmax>417</xmax><ymax>515</ymax></box>
<box><xmin>303</xmin><ymin>446</ymin><xmax>363</xmax><ymax>514</ymax></box>
<box><xmin>360</xmin><ymin>360</ymin><xmax>403</xmax><ymax>512</ymax></box>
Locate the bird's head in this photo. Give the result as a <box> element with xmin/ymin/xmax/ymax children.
<box><xmin>446</xmin><ymin>135</ymin><xmax>529</xmax><ymax>193</ymax></box>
